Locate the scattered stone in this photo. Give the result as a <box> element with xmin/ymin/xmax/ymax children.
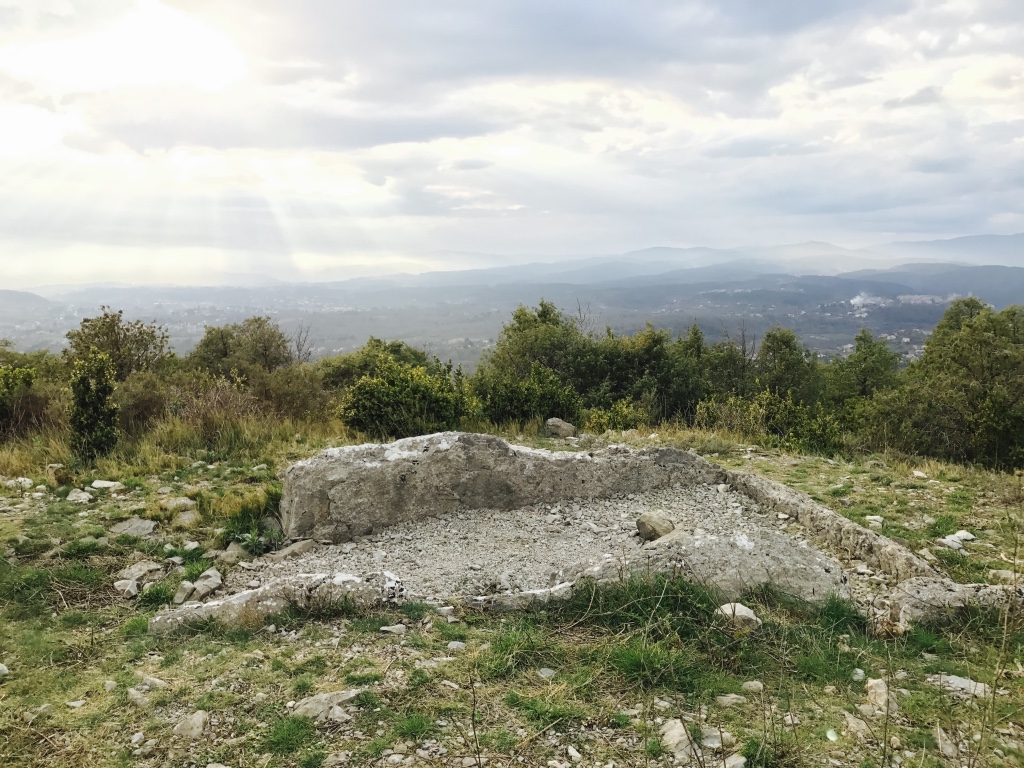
<box><xmin>660</xmin><ymin>719</ymin><xmax>700</xmax><ymax>762</ymax></box>
<box><xmin>191</xmin><ymin>568</ymin><xmax>223</xmax><ymax>600</ymax></box>
<box><xmin>66</xmin><ymin>700</ymin><xmax>85</xmax><ymax>708</ymax></box>
<box><xmin>447</xmin><ymin>641</ymin><xmax>467</xmax><ymax>651</ymax></box>
<box><xmin>138</xmin><ymin>674</ymin><xmax>168</xmax><ymax>689</ymax></box>
<box><xmin>926</xmin><ymin>673</ymin><xmax>992</xmax><ymax>699</ymax></box>
<box><xmin>173</xmin><ymin>581</ymin><xmax>196</xmax><ymax>605</ymax></box>
<box><xmin>884</xmin><ymin>576</ymin><xmax>1024</xmax><ymax>634</ymax></box>
<box><xmin>266</xmin><ymin>539</ymin><xmax>315</xmax><ymax>562</ymax></box>
<box><xmin>636</xmin><ymin>512</ymin><xmax>675</xmax><ymax>541</ymax></box>
<box><xmin>172</xmin><ymin>509</ymin><xmax>200</xmax><ymax>529</ymax></box>
<box><xmin>183</xmin><ymin>541</ymin><xmax>200</xmax><ymax>551</ymax></box>
<box><xmin>716</xmin><ymin>603</ymin><xmax>762</xmax><ymax>631</ymax></box>
<box><xmin>851</xmin><ymin>668</ymin><xmax>866</xmax><ymax>682</ymax></box>
<box><xmin>127</xmin><ymin>688</ymin><xmax>150</xmax><ymax>709</ymax></box>
<box><xmin>22</xmin><ymin>703</ymin><xmax>53</xmax><ymax>724</ymax></box>
<box><xmin>131</xmin><ymin>732</ymin><xmax>144</xmax><ymax>745</ymax></box>
<box><xmin>741</xmin><ymin>680</ymin><xmax>764</xmax><ymax>694</ymax></box>
<box><xmin>844</xmin><ymin>712</ymin><xmax>869</xmax><ymax>738</ymax></box>
<box><xmin>156</xmin><ymin>486</ymin><xmax>172</xmax><ymax>495</ymax></box>
<box><xmin>111</xmin><ymin>518</ymin><xmax>157</xmax><ymax>537</ymax></box>
<box><xmin>114</xmin><ymin>579</ymin><xmax>139</xmax><ymax>598</ymax></box>
<box><xmin>544</xmin><ymin>418</ymin><xmax>577</xmax><ymax>438</ymax></box>
<box><xmin>537</xmin><ymin>668</ymin><xmax>556</xmax><ymax>680</ymax></box>
<box><xmin>67</xmin><ymin>489</ymin><xmax>94</xmax><ymax>504</ymax></box>
<box><xmin>0</xmin><ymin>663</ymin><xmax>8</xmax><ymax>677</ymax></box>
<box><xmin>91</xmin><ymin>480</ymin><xmax>125</xmax><ymax>492</ymax></box>
<box><xmin>217</xmin><ymin>541</ymin><xmax>248</xmax><ymax>565</ymax></box>
<box><xmin>566</xmin><ymin>745</ymin><xmax>582</xmax><ymax>762</ymax></box>
<box><xmin>935</xmin><ymin>726</ymin><xmax>958</xmax><ymax>758</ymax></box>
<box><xmin>293</xmin><ymin>690</ymin><xmax>361</xmax><ymax>722</ymax></box>
<box><xmin>117</xmin><ymin>560</ymin><xmax>164</xmax><ymax>583</ymax></box>
<box><xmin>159</xmin><ymin>497</ymin><xmax>196</xmax><ymax>512</ymax></box>
<box><xmin>989</xmin><ymin>569</ymin><xmax>1018</xmax><ymax>584</ymax></box>
<box><xmin>701</xmin><ymin>727</ymin><xmax>736</xmax><ymax>749</ymax></box>
<box><xmin>252</xmin><ymin>464</ymin><xmax>268</xmax><ymax>472</ymax></box>
<box><xmin>104</xmin><ymin>680</ymin><xmax>116</xmax><ymax>692</ymax></box>
<box><xmin>5</xmin><ymin>477</ymin><xmax>32</xmax><ymax>489</ymax></box>
<box><xmin>912</xmin><ymin>470</ymin><xmax>928</xmax><ymax>479</ymax></box>
<box><xmin>865</xmin><ymin>678</ymin><xmax>896</xmax><ymax>714</ymax></box>
<box><xmin>725</xmin><ymin>756</ymin><xmax>747</xmax><ymax>768</ymax></box>
<box><xmin>173</xmin><ymin>710</ymin><xmax>209</xmax><ymax>740</ymax></box>
<box><xmin>936</xmin><ymin>535</ymin><xmax>964</xmax><ymax>551</ymax></box>
<box><xmin>716</xmin><ymin>694</ymin><xmax>746</xmax><ymax>708</ymax></box>
<box><xmin>380</xmin><ymin>623</ymin><xmax>407</xmax><ymax>635</ymax></box>
<box><xmin>951</xmin><ymin>529</ymin><xmax>975</xmax><ymax>542</ymax></box>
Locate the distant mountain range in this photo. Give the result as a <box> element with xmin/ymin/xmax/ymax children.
<box><xmin>19</xmin><ymin>232</ymin><xmax>1024</xmax><ymax>296</ymax></box>
<box><xmin>4</xmin><ymin>232</ymin><xmax>1022</xmax><ymax>363</ymax></box>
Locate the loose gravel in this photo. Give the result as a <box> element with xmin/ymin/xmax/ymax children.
<box><xmin>229</xmin><ymin>484</ymin><xmax>787</xmax><ymax>601</ymax></box>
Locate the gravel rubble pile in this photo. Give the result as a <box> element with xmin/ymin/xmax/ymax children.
<box><xmin>229</xmin><ymin>485</ymin><xmax>786</xmax><ymax>600</ymax></box>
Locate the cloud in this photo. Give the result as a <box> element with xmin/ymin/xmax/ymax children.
<box><xmin>884</xmin><ymin>85</ymin><xmax>944</xmax><ymax>109</ymax></box>
<box><xmin>0</xmin><ymin>0</ymin><xmax>1022</xmax><ymax>287</ymax></box>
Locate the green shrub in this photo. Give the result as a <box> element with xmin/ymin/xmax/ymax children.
<box><xmin>476</xmin><ymin>363</ymin><xmax>582</xmax><ymax>425</ymax></box>
<box><xmin>114</xmin><ymin>370</ymin><xmax>167</xmax><ymax>437</ymax></box>
<box><xmin>69</xmin><ymin>349</ymin><xmax>119</xmax><ymax>461</ymax></box>
<box><xmin>339</xmin><ymin>357</ymin><xmax>467</xmax><ymax>439</ymax></box>
<box><xmin>318</xmin><ymin>337</ymin><xmax>430</xmax><ymax>390</ymax></box>
<box><xmin>0</xmin><ymin>364</ymin><xmax>35</xmax><ymax>438</ymax></box>
<box><xmin>249</xmin><ymin>364</ymin><xmax>333</xmax><ymax>420</ymax></box>
<box><xmin>695</xmin><ymin>390</ymin><xmax>842</xmax><ymax>453</ymax></box>
<box><xmin>584</xmin><ymin>398</ymin><xmax>649</xmax><ymax>433</ymax></box>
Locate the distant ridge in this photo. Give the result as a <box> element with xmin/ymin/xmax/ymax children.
<box><xmin>872</xmin><ymin>233</ymin><xmax>1024</xmax><ymax>264</ymax></box>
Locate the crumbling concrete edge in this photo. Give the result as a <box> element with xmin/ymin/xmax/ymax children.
<box><xmin>725</xmin><ymin>468</ymin><xmax>1024</xmax><ymax>631</ymax></box>
<box><xmin>725</xmin><ymin>469</ymin><xmax>935</xmax><ymax>582</ymax></box>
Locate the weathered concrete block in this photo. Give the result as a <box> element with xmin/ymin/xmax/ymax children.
<box><xmin>279</xmin><ymin>432</ymin><xmax>724</xmax><ymax>542</ymax></box>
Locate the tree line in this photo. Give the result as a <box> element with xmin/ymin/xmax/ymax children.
<box><xmin>1</xmin><ymin>298</ymin><xmax>1021</xmax><ymax>469</ymax></box>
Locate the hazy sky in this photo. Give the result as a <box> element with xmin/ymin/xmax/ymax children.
<box><xmin>1</xmin><ymin>0</ymin><xmax>1023</xmax><ymax>287</ymax></box>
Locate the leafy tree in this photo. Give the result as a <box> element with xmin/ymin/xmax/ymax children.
<box><xmin>480</xmin><ymin>299</ymin><xmax>587</xmax><ymax>382</ymax></box>
<box><xmin>69</xmin><ymin>350</ymin><xmax>119</xmax><ymax>461</ymax></box>
<box><xmin>65</xmin><ymin>308</ymin><xmax>170</xmax><ymax>381</ymax></box>
<box><xmin>823</xmin><ymin>328</ymin><xmax>900</xmax><ymax>420</ymax></box>
<box><xmin>190</xmin><ymin>316</ymin><xmax>293</xmax><ymax>377</ymax></box>
<box><xmin>339</xmin><ymin>357</ymin><xmax>467</xmax><ymax>439</ymax></box>
<box><xmin>477</xmin><ymin>303</ymin><xmax>702</xmax><ymax>422</ymax></box>
<box><xmin>865</xmin><ymin>300</ymin><xmax>1024</xmax><ymax>467</ymax></box>
<box><xmin>703</xmin><ymin>339</ymin><xmax>757</xmax><ymax>400</ymax></box>
<box><xmin>319</xmin><ymin>338</ymin><xmax>430</xmax><ymax>390</ymax></box>
<box><xmin>756</xmin><ymin>327</ymin><xmax>822</xmax><ymax>403</ymax></box>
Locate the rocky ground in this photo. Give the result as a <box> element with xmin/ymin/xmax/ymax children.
<box><xmin>1</xmin><ymin>430</ymin><xmax>1022</xmax><ymax>768</ymax></box>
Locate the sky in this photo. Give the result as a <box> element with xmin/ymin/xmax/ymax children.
<box><xmin>0</xmin><ymin>0</ymin><xmax>1022</xmax><ymax>287</ymax></box>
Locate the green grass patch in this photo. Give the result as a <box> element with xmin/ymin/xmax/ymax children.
<box><xmin>504</xmin><ymin>691</ymin><xmax>583</xmax><ymax>728</ymax></box>
<box><xmin>263</xmin><ymin>716</ymin><xmax>316</xmax><ymax>754</ymax></box>
<box><xmin>393</xmin><ymin>712</ymin><xmax>436</xmax><ymax>740</ymax></box>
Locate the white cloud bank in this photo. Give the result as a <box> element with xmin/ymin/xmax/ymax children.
<box><xmin>0</xmin><ymin>0</ymin><xmax>1021</xmax><ymax>287</ymax></box>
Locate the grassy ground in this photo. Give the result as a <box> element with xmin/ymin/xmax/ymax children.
<box><xmin>1</xmin><ymin>425</ymin><xmax>1022</xmax><ymax>767</ymax></box>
